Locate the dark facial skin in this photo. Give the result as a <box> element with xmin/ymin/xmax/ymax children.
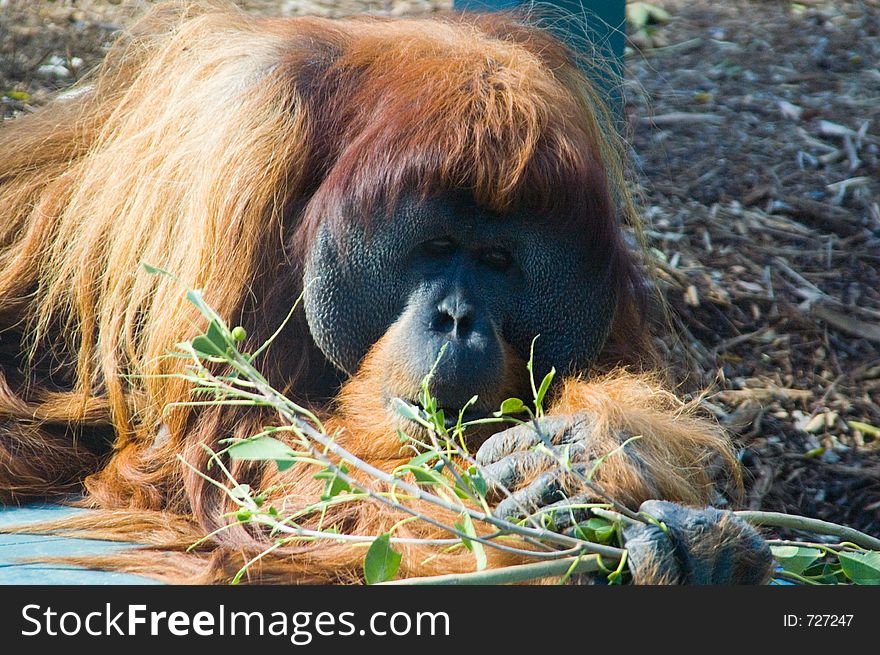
<box><xmin>302</xmin><ymin>191</ymin><xmax>617</xmax><ymax>414</ymax></box>
<box><xmin>302</xmin><ymin>192</ymin><xmax>774</xmax><ymax>584</ymax></box>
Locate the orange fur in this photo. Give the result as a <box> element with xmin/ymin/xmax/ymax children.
<box><xmin>0</xmin><ymin>2</ymin><xmax>739</xmax><ymax>584</ymax></box>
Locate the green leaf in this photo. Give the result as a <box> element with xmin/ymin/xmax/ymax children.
<box><xmin>803</xmin><ymin>562</ymin><xmax>846</xmax><ymax>585</ymax></box>
<box><xmin>497</xmin><ymin>397</ymin><xmax>525</xmax><ymax>416</ymax></box>
<box><xmin>228</xmin><ymin>436</ymin><xmax>298</xmax><ymax>472</ymax></box>
<box><xmin>206</xmin><ymin>319</ymin><xmax>232</xmax><ymax>351</ymax></box>
<box><xmin>455</xmin><ymin>512</ymin><xmax>487</xmax><ymax>570</ymax></box>
<box><xmin>587</xmin><ymin>518</ymin><xmax>615</xmax><ymax>543</ymax></box>
<box><xmin>464</xmin><ymin>466</ymin><xmax>488</xmax><ymax>498</ymax></box>
<box><xmin>402</xmin><ymin>465</ymin><xmax>448</xmax><ymax>488</ymax></box>
<box><xmin>322</xmin><ymin>476</ymin><xmax>350</xmax><ymax>499</ymax></box>
<box><xmin>407</xmin><ymin>451</ymin><xmax>440</xmax><ymax>468</ymax></box>
<box><xmin>142</xmin><ymin>262</ymin><xmax>167</xmax><ymax>276</ymax></box>
<box><xmin>534</xmin><ymin>367</ymin><xmax>556</xmax><ymax>410</ymax></box>
<box><xmin>771</xmin><ymin>545</ymin><xmax>823</xmax><ymax>575</ymax></box>
<box><xmin>838</xmin><ymin>551</ymin><xmax>880</xmax><ymax>585</ymax></box>
<box><xmin>573</xmin><ymin>517</ymin><xmax>615</xmax><ymax>545</ymax></box>
<box><xmin>188</xmin><ymin>319</ymin><xmax>233</xmax><ymax>358</ymax></box>
<box><xmin>364</xmin><ymin>533</ymin><xmax>402</xmax><ymax>584</ymax></box>
<box><xmin>454</xmin><ymin>519</ymin><xmax>473</xmax><ymax>551</ymax></box>
<box><xmin>392</xmin><ymin>398</ymin><xmax>431</xmax><ymax>428</ymax></box>
<box><xmin>191</xmin><ymin>335</ymin><xmax>226</xmax><ymax>357</ymax></box>
<box><xmin>313</xmin><ymin>464</ymin><xmax>351</xmax><ymax>500</ymax></box>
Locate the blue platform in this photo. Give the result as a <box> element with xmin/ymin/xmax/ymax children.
<box><xmin>0</xmin><ymin>504</ymin><xmax>157</xmax><ymax>585</ymax></box>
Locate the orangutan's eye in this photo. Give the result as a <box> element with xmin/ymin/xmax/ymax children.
<box><xmin>423</xmin><ymin>237</ymin><xmax>457</xmax><ymax>256</ymax></box>
<box><xmin>481</xmin><ymin>248</ymin><xmax>512</xmax><ymax>270</ymax></box>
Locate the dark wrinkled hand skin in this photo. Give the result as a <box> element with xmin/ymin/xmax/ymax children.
<box><xmin>622</xmin><ymin>500</ymin><xmax>773</xmax><ymax>585</ymax></box>
<box><xmin>475</xmin><ymin>418</ymin><xmax>774</xmax><ymax>585</ymax></box>
<box><xmin>475</xmin><ymin>415</ymin><xmax>604</xmax><ymax>523</ymax></box>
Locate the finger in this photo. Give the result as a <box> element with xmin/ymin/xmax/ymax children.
<box><xmin>475</xmin><ymin>417</ymin><xmax>569</xmax><ymax>465</ymax></box>
<box><xmin>493</xmin><ymin>469</ymin><xmax>569</xmax><ymax>520</ymax></box>
<box><xmin>480</xmin><ymin>441</ymin><xmax>589</xmax><ymax>496</ymax></box>
<box><xmin>475</xmin><ymin>424</ymin><xmax>541</xmax><ymax>465</ymax></box>
<box><xmin>481</xmin><ymin>450</ymin><xmax>558</xmax><ymax>497</ymax></box>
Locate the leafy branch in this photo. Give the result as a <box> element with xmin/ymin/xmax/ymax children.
<box><xmin>144</xmin><ymin>264</ymin><xmax>880</xmax><ymax>586</ymax></box>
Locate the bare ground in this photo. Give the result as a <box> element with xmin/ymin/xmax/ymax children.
<box><xmin>1</xmin><ymin>0</ymin><xmax>878</xmax><ymax>536</ymax></box>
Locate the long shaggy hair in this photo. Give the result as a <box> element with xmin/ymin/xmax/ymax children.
<box><xmin>0</xmin><ymin>1</ymin><xmax>737</xmax><ymax>583</ymax></box>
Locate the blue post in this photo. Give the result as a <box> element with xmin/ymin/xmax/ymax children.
<box><xmin>454</xmin><ymin>0</ymin><xmax>626</xmax><ymax>109</ymax></box>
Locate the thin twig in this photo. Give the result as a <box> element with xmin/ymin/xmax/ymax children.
<box><xmin>228</xmin><ymin>348</ymin><xmax>626</xmax><ymax>558</ymax></box>
<box><xmin>380</xmin><ymin>554</ymin><xmax>606</xmax><ymax>585</ymax></box>
<box><xmin>187</xmin><ymin>346</ymin><xmax>627</xmax><ymax>563</ymax></box>
<box><xmin>736</xmin><ymin>511</ymin><xmax>880</xmax><ymax>550</ymax></box>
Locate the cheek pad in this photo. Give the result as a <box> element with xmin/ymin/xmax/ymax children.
<box><xmin>303</xmin><ymin>220</ymin><xmax>404</xmax><ymax>374</ymax></box>
<box><xmin>505</xmin><ymin>244</ymin><xmax>616</xmax><ymax>376</ymax></box>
